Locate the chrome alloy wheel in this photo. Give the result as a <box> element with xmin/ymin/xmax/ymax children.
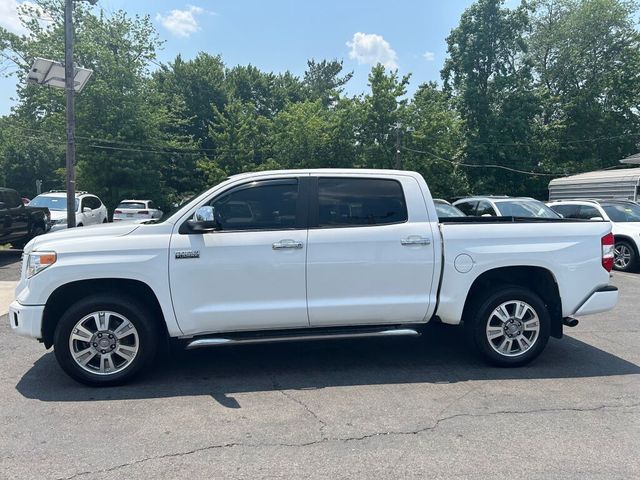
<box><xmin>614</xmin><ymin>244</ymin><xmax>632</xmax><ymax>269</ymax></box>
<box><xmin>68</xmin><ymin>311</ymin><xmax>139</xmax><ymax>375</ymax></box>
<box><xmin>485</xmin><ymin>301</ymin><xmax>540</xmax><ymax>357</ymax></box>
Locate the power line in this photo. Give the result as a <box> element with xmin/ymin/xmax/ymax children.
<box><xmin>402</xmin><ymin>145</ymin><xmax>559</xmax><ymax>177</ymax></box>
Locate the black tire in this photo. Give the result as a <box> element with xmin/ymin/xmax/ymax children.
<box><xmin>103</xmin><ymin>218</ymin><xmax>108</xmax><ymax>223</ymax></box>
<box><xmin>464</xmin><ymin>286</ymin><xmax>550</xmax><ymax>367</ymax></box>
<box><xmin>53</xmin><ymin>294</ymin><xmax>159</xmax><ymax>386</ymax></box>
<box><xmin>77</xmin><ymin>223</ymin><xmax>83</xmax><ymax>227</ymax></box>
<box><xmin>613</xmin><ymin>240</ymin><xmax>637</xmax><ymax>272</ymax></box>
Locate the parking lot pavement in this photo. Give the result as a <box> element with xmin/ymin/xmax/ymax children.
<box><xmin>0</xmin><ymin>256</ymin><xmax>638</xmax><ymax>480</ymax></box>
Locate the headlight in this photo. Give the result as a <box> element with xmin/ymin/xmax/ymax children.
<box><xmin>26</xmin><ymin>252</ymin><xmax>57</xmax><ymax>278</ymax></box>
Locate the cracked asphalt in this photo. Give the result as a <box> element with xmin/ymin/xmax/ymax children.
<box><xmin>0</xmin><ymin>251</ymin><xmax>638</xmax><ymax>479</ymax></box>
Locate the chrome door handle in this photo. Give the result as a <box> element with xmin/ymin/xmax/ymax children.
<box><xmin>401</xmin><ymin>236</ymin><xmax>431</xmax><ymax>246</ymax></box>
<box><xmin>272</xmin><ymin>239</ymin><xmax>303</xmax><ymax>250</ymax></box>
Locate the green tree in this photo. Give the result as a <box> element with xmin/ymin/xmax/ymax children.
<box><xmin>359</xmin><ymin>64</ymin><xmax>411</xmax><ymax>169</ymax></box>
<box><xmin>442</xmin><ymin>0</ymin><xmax>541</xmax><ymax>196</ymax></box>
<box><xmin>404</xmin><ymin>82</ymin><xmax>469</xmax><ymax>199</ymax></box>
<box><xmin>0</xmin><ymin>0</ymin><xmax>178</xmax><ymax>210</ymax></box>
<box><xmin>303</xmin><ymin>59</ymin><xmax>353</xmax><ymax>106</ymax></box>
<box><xmin>529</xmin><ymin>0</ymin><xmax>640</xmax><ymax>175</ymax></box>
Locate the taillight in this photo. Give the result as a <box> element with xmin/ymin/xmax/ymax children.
<box><xmin>114</xmin><ymin>210</ymin><xmax>122</xmax><ymax>214</ymax></box>
<box><xmin>138</xmin><ymin>210</ymin><xmax>149</xmax><ymax>215</ymax></box>
<box><xmin>601</xmin><ymin>233</ymin><xmax>614</xmax><ymax>272</ymax></box>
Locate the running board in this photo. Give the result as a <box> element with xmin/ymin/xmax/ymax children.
<box><xmin>185</xmin><ymin>328</ymin><xmax>421</xmax><ymax>350</ymax></box>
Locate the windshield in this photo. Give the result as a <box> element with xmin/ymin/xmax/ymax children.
<box><xmin>117</xmin><ymin>202</ymin><xmax>146</xmax><ymax>210</ymax></box>
<box><xmin>495</xmin><ymin>200</ymin><xmax>560</xmax><ymax>219</ymax></box>
<box><xmin>30</xmin><ymin>195</ymin><xmax>79</xmax><ymax>212</ymax></box>
<box><xmin>602</xmin><ymin>203</ymin><xmax>640</xmax><ymax>222</ymax></box>
<box><xmin>435</xmin><ymin>203</ymin><xmax>465</xmax><ymax>218</ymax></box>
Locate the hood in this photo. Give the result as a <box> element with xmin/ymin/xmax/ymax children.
<box><xmin>27</xmin><ymin>223</ymin><xmax>140</xmax><ymax>252</ymax></box>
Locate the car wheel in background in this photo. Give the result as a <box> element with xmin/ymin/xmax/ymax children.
<box><xmin>613</xmin><ymin>240</ymin><xmax>636</xmax><ymax>272</ymax></box>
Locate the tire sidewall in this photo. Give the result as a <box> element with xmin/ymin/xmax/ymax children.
<box><xmin>467</xmin><ymin>287</ymin><xmax>550</xmax><ymax>367</ymax></box>
<box><xmin>54</xmin><ymin>294</ymin><xmax>158</xmax><ymax>386</ymax></box>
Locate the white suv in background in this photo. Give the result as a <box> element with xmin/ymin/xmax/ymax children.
<box><xmin>548</xmin><ymin>199</ymin><xmax>640</xmax><ymax>272</ymax></box>
<box><xmin>29</xmin><ymin>191</ymin><xmax>109</xmax><ymax>231</ymax></box>
<box><xmin>113</xmin><ymin>199</ymin><xmax>163</xmax><ymax>222</ymax></box>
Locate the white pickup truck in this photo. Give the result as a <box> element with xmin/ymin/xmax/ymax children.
<box><xmin>9</xmin><ymin>169</ymin><xmax>619</xmax><ymax>386</ymax></box>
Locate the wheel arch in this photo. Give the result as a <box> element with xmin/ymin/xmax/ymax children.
<box><xmin>461</xmin><ymin>266</ymin><xmax>563</xmax><ymax>339</ymax></box>
<box><xmin>42</xmin><ymin>278</ymin><xmax>168</xmax><ymax>349</ymax></box>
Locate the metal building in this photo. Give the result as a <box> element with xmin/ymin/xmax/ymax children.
<box><xmin>548</xmin><ymin>168</ymin><xmax>640</xmax><ymax>201</ymax></box>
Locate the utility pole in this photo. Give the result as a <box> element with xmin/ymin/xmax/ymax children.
<box><xmin>394</xmin><ymin>126</ymin><xmax>402</xmax><ymax>170</ymax></box>
<box><xmin>64</xmin><ymin>0</ymin><xmax>76</xmax><ymax>228</ymax></box>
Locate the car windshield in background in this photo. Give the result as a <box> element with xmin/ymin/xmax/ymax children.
<box><xmin>117</xmin><ymin>202</ymin><xmax>146</xmax><ymax>210</ymax></box>
<box><xmin>435</xmin><ymin>203</ymin><xmax>465</xmax><ymax>218</ymax></box>
<box><xmin>602</xmin><ymin>203</ymin><xmax>640</xmax><ymax>222</ymax></box>
<box><xmin>495</xmin><ymin>200</ymin><xmax>560</xmax><ymax>218</ymax></box>
<box><xmin>30</xmin><ymin>196</ymin><xmax>79</xmax><ymax>211</ymax></box>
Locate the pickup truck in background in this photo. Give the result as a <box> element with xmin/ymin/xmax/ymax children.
<box><xmin>0</xmin><ymin>187</ymin><xmax>50</xmax><ymax>249</ymax></box>
<box><xmin>9</xmin><ymin>169</ymin><xmax>618</xmax><ymax>386</ymax></box>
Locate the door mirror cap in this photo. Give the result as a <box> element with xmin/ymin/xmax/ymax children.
<box><xmin>187</xmin><ymin>206</ymin><xmax>221</xmax><ymax>232</ymax></box>
<box><xmin>83</xmin><ymin>207</ymin><xmax>92</xmax><ymax>213</ymax></box>
<box><xmin>590</xmin><ymin>216</ymin><xmax>604</xmax><ymax>221</ymax></box>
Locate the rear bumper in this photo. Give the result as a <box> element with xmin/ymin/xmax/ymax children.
<box><xmin>8</xmin><ymin>301</ymin><xmax>44</xmax><ymax>339</ymax></box>
<box><xmin>574</xmin><ymin>286</ymin><xmax>619</xmax><ymax>316</ymax></box>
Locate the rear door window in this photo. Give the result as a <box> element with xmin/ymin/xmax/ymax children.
<box><xmin>316</xmin><ymin>178</ymin><xmax>407</xmax><ymax>227</ymax></box>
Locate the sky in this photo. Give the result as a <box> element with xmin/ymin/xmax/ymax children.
<box><xmin>0</xmin><ymin>0</ymin><xmax>487</xmax><ymax>115</ymax></box>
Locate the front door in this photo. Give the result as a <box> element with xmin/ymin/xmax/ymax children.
<box><xmin>306</xmin><ymin>175</ymin><xmax>437</xmax><ymax>327</ymax></box>
<box><xmin>169</xmin><ymin>177</ymin><xmax>309</xmax><ymax>336</ymax></box>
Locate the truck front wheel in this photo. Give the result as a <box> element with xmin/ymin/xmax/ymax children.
<box><xmin>465</xmin><ymin>287</ymin><xmax>550</xmax><ymax>367</ymax></box>
<box><xmin>53</xmin><ymin>294</ymin><xmax>158</xmax><ymax>386</ymax></box>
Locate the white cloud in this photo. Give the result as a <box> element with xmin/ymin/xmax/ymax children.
<box><xmin>156</xmin><ymin>5</ymin><xmax>207</xmax><ymax>38</ymax></box>
<box><xmin>0</xmin><ymin>0</ymin><xmax>30</xmax><ymax>34</ymax></box>
<box><xmin>423</xmin><ymin>51</ymin><xmax>435</xmax><ymax>61</ymax></box>
<box><xmin>346</xmin><ymin>32</ymin><xmax>398</xmax><ymax>69</ymax></box>
<box><xmin>0</xmin><ymin>1</ymin><xmax>53</xmax><ymax>35</ymax></box>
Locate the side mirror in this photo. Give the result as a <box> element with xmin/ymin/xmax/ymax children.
<box><xmin>187</xmin><ymin>206</ymin><xmax>221</xmax><ymax>232</ymax></box>
<box><xmin>83</xmin><ymin>207</ymin><xmax>92</xmax><ymax>213</ymax></box>
<box><xmin>590</xmin><ymin>216</ymin><xmax>604</xmax><ymax>221</ymax></box>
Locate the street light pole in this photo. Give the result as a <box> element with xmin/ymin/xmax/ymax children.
<box><xmin>64</xmin><ymin>0</ymin><xmax>76</xmax><ymax>228</ymax></box>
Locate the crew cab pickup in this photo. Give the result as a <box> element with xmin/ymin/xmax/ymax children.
<box><xmin>0</xmin><ymin>187</ymin><xmax>50</xmax><ymax>249</ymax></box>
<box><xmin>9</xmin><ymin>169</ymin><xmax>619</xmax><ymax>386</ymax></box>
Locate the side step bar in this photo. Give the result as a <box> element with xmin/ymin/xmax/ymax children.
<box><xmin>186</xmin><ymin>328</ymin><xmax>420</xmax><ymax>350</ymax></box>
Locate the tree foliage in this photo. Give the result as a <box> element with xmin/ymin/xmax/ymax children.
<box><xmin>0</xmin><ymin>0</ymin><xmax>638</xmax><ymax>209</ymax></box>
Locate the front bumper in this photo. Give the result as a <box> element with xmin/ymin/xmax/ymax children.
<box><xmin>8</xmin><ymin>301</ymin><xmax>45</xmax><ymax>339</ymax></box>
<box><xmin>574</xmin><ymin>286</ymin><xmax>619</xmax><ymax>316</ymax></box>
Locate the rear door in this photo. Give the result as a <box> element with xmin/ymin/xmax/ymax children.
<box><xmin>306</xmin><ymin>175</ymin><xmax>436</xmax><ymax>327</ymax></box>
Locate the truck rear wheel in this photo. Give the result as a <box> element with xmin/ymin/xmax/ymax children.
<box><xmin>53</xmin><ymin>294</ymin><xmax>158</xmax><ymax>386</ymax></box>
<box><xmin>465</xmin><ymin>286</ymin><xmax>550</xmax><ymax>367</ymax></box>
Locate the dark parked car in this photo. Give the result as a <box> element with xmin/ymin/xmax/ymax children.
<box><xmin>0</xmin><ymin>188</ymin><xmax>50</xmax><ymax>249</ymax></box>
